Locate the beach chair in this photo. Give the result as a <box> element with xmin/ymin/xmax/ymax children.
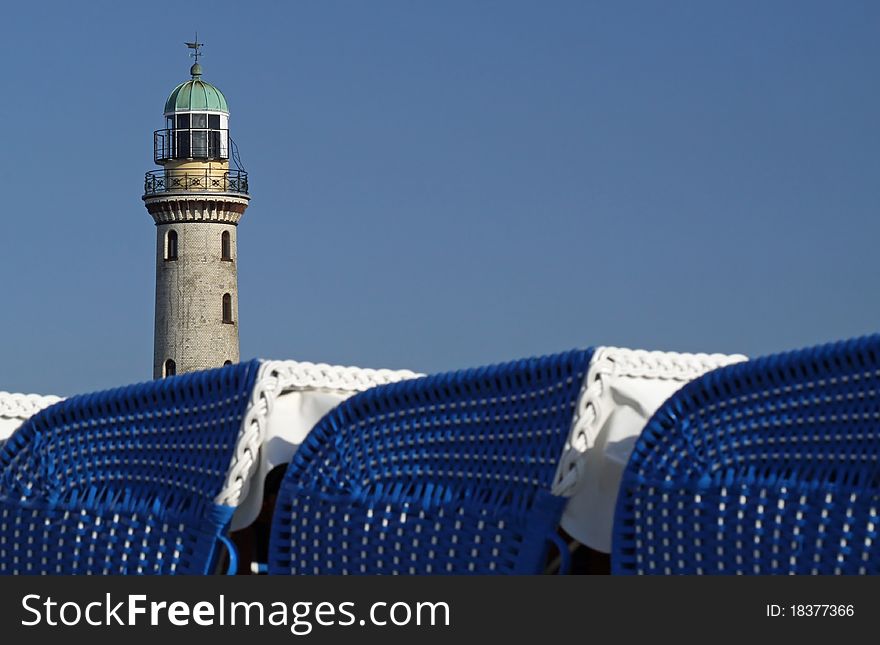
<box><xmin>268</xmin><ymin>349</ymin><xmax>594</xmax><ymax>574</ymax></box>
<box><xmin>0</xmin><ymin>362</ymin><xmax>261</xmax><ymax>574</ymax></box>
<box><xmin>612</xmin><ymin>334</ymin><xmax>880</xmax><ymax>574</ymax></box>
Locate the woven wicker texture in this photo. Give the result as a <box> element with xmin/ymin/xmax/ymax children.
<box><xmin>612</xmin><ymin>335</ymin><xmax>880</xmax><ymax>574</ymax></box>
<box><xmin>0</xmin><ymin>361</ymin><xmax>260</xmax><ymax>574</ymax></box>
<box><xmin>269</xmin><ymin>349</ymin><xmax>593</xmax><ymax>574</ymax></box>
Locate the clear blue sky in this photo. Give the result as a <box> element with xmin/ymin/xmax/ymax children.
<box><xmin>0</xmin><ymin>1</ymin><xmax>877</xmax><ymax>395</ymax></box>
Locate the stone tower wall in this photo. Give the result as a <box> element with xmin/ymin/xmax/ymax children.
<box><xmin>145</xmin><ymin>195</ymin><xmax>248</xmax><ymax>378</ymax></box>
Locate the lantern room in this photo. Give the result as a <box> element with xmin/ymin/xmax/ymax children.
<box><xmin>154</xmin><ymin>63</ymin><xmax>230</xmax><ymax>164</ymax></box>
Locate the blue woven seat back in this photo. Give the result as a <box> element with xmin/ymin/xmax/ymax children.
<box><xmin>612</xmin><ymin>335</ymin><xmax>880</xmax><ymax>575</ymax></box>
<box><xmin>269</xmin><ymin>349</ymin><xmax>592</xmax><ymax>574</ymax></box>
<box><xmin>0</xmin><ymin>361</ymin><xmax>259</xmax><ymax>575</ymax></box>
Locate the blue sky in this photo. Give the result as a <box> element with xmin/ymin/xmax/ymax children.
<box><xmin>0</xmin><ymin>1</ymin><xmax>877</xmax><ymax>395</ymax></box>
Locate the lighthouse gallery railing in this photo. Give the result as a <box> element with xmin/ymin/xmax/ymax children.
<box><xmin>144</xmin><ymin>169</ymin><xmax>249</xmax><ymax>196</ymax></box>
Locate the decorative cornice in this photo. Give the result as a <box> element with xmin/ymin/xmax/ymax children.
<box><xmin>143</xmin><ymin>194</ymin><xmax>250</xmax><ymax>225</ymax></box>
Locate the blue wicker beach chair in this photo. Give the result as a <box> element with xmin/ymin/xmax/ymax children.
<box><xmin>268</xmin><ymin>349</ymin><xmax>593</xmax><ymax>575</ymax></box>
<box><xmin>612</xmin><ymin>335</ymin><xmax>880</xmax><ymax>574</ymax></box>
<box><xmin>0</xmin><ymin>361</ymin><xmax>261</xmax><ymax>574</ymax></box>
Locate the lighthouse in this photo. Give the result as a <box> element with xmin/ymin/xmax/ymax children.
<box><xmin>143</xmin><ymin>41</ymin><xmax>250</xmax><ymax>378</ymax></box>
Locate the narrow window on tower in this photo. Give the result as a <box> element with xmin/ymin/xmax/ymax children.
<box><xmin>192</xmin><ymin>130</ymin><xmax>208</xmax><ymax>158</ymax></box>
<box><xmin>209</xmin><ymin>130</ymin><xmax>221</xmax><ymax>158</ymax></box>
<box><xmin>208</xmin><ymin>114</ymin><xmax>222</xmax><ymax>158</ymax></box>
<box><xmin>221</xmin><ymin>231</ymin><xmax>232</xmax><ymax>261</ymax></box>
<box><xmin>175</xmin><ymin>114</ymin><xmax>190</xmax><ymax>159</ymax></box>
<box><xmin>222</xmin><ymin>293</ymin><xmax>233</xmax><ymax>324</ymax></box>
<box><xmin>164</xmin><ymin>359</ymin><xmax>176</xmax><ymax>377</ymax></box>
<box><xmin>165</xmin><ymin>117</ymin><xmax>174</xmax><ymax>157</ymax></box>
<box><xmin>166</xmin><ymin>229</ymin><xmax>178</xmax><ymax>260</ymax></box>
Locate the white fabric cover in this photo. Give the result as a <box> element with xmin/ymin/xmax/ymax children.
<box><xmin>229</xmin><ymin>360</ymin><xmax>420</xmax><ymax>530</ymax></box>
<box><xmin>552</xmin><ymin>347</ymin><xmax>747</xmax><ymax>553</ymax></box>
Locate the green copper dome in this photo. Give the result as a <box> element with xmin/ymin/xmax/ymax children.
<box><xmin>164</xmin><ymin>65</ymin><xmax>228</xmax><ymax>114</ymax></box>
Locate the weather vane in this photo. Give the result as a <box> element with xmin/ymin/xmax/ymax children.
<box><xmin>185</xmin><ymin>33</ymin><xmax>204</xmax><ymax>64</ymax></box>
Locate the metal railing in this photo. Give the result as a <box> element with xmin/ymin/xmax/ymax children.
<box><xmin>144</xmin><ymin>169</ymin><xmax>249</xmax><ymax>196</ymax></box>
<box><xmin>153</xmin><ymin>128</ymin><xmax>230</xmax><ymax>164</ymax></box>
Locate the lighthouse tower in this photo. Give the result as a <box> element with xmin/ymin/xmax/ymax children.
<box><xmin>143</xmin><ymin>43</ymin><xmax>250</xmax><ymax>378</ymax></box>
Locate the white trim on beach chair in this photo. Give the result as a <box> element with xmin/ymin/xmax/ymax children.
<box><xmin>552</xmin><ymin>347</ymin><xmax>747</xmax><ymax>553</ymax></box>
<box><xmin>0</xmin><ymin>391</ymin><xmax>63</xmax><ymax>441</ymax></box>
<box><xmin>229</xmin><ymin>360</ymin><xmax>421</xmax><ymax>530</ymax></box>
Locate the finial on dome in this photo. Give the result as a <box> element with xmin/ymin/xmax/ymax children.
<box><xmin>185</xmin><ymin>33</ymin><xmax>204</xmax><ymax>78</ymax></box>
